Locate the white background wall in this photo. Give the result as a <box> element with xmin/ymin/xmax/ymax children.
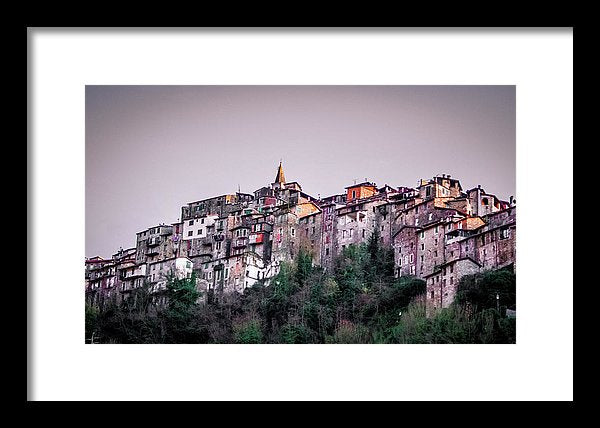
<box><xmin>30</xmin><ymin>29</ymin><xmax>572</xmax><ymax>401</ymax></box>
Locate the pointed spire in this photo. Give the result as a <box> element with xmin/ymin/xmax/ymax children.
<box><xmin>274</xmin><ymin>161</ymin><xmax>286</xmax><ymax>184</ymax></box>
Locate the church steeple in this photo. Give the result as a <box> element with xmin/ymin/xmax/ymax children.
<box><xmin>274</xmin><ymin>161</ymin><xmax>286</xmax><ymax>185</ymax></box>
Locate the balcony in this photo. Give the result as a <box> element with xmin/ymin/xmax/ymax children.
<box><xmin>159</xmin><ymin>226</ymin><xmax>173</xmax><ymax>236</ymax></box>
<box><xmin>249</xmin><ymin>233</ymin><xmax>264</xmax><ymax>245</ymax></box>
<box><xmin>146</xmin><ymin>247</ymin><xmax>160</xmax><ymax>256</ymax></box>
<box><xmin>233</xmin><ymin>237</ymin><xmax>248</xmax><ymax>248</ymax></box>
<box><xmin>147</xmin><ymin>236</ymin><xmax>162</xmax><ymax>247</ymax></box>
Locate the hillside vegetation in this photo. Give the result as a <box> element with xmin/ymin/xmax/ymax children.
<box><xmin>86</xmin><ymin>231</ymin><xmax>516</xmax><ymax>344</ymax></box>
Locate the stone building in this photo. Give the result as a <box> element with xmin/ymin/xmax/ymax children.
<box><xmin>298</xmin><ymin>210</ymin><xmax>323</xmax><ymax>265</ymax></box>
<box><xmin>314</xmin><ymin>192</ymin><xmax>347</xmax><ymax>271</ymax></box>
<box><xmin>135</xmin><ymin>224</ymin><xmax>176</xmax><ymax>265</ymax></box>
<box><xmin>424</xmin><ymin>257</ymin><xmax>482</xmax><ymax>315</ymax></box>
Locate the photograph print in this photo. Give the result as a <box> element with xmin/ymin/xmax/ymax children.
<box><xmin>85</xmin><ymin>85</ymin><xmax>516</xmax><ymax>344</ymax></box>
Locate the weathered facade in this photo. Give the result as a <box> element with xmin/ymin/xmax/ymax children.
<box><xmin>86</xmin><ymin>166</ymin><xmax>516</xmax><ymax>315</ymax></box>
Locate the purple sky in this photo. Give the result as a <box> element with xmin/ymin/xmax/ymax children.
<box><xmin>86</xmin><ymin>85</ymin><xmax>515</xmax><ymax>258</ymax></box>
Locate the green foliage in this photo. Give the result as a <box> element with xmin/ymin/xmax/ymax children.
<box><xmin>386</xmin><ymin>300</ymin><xmax>516</xmax><ymax>344</ymax></box>
<box><xmin>85</xmin><ymin>303</ymin><xmax>99</xmax><ymax>340</ymax></box>
<box><xmin>455</xmin><ymin>269</ymin><xmax>516</xmax><ymax>313</ymax></box>
<box><xmin>233</xmin><ymin>319</ymin><xmax>263</xmax><ymax>344</ymax></box>
<box><xmin>295</xmin><ymin>247</ymin><xmax>314</xmax><ymax>286</ymax></box>
<box><xmin>279</xmin><ymin>323</ymin><xmax>314</xmax><ymax>343</ymax></box>
<box><xmin>166</xmin><ymin>272</ymin><xmax>200</xmax><ymax>318</ymax></box>
<box><xmin>325</xmin><ymin>320</ymin><xmax>371</xmax><ymax>344</ymax></box>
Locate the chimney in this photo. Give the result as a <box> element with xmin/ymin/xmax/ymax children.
<box><xmin>442</xmin><ymin>174</ymin><xmax>445</xmax><ymax>178</ymax></box>
<box><xmin>447</xmin><ymin>175</ymin><xmax>451</xmax><ymax>178</ymax></box>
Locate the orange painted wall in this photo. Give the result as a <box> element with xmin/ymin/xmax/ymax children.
<box><xmin>296</xmin><ymin>202</ymin><xmax>320</xmax><ymax>218</ymax></box>
<box><xmin>346</xmin><ymin>185</ymin><xmax>377</xmax><ymax>202</ymax></box>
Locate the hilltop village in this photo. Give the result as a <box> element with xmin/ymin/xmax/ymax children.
<box><xmin>86</xmin><ymin>163</ymin><xmax>516</xmax><ymax>315</ymax></box>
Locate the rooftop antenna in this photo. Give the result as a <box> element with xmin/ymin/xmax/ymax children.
<box><xmin>353</xmin><ymin>178</ymin><xmax>358</xmax><ymax>184</ymax></box>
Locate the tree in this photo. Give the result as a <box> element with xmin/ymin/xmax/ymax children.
<box><xmin>233</xmin><ymin>318</ymin><xmax>263</xmax><ymax>344</ymax></box>
<box><xmin>455</xmin><ymin>269</ymin><xmax>516</xmax><ymax>313</ymax></box>
<box><xmin>163</xmin><ymin>272</ymin><xmax>202</xmax><ymax>343</ymax></box>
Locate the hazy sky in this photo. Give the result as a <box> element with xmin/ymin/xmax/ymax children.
<box><xmin>86</xmin><ymin>85</ymin><xmax>515</xmax><ymax>258</ymax></box>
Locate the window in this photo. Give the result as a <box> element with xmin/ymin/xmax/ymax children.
<box><xmin>201</xmin><ymin>218</ymin><xmax>205</xmax><ymax>224</ymax></box>
<box><xmin>362</xmin><ymin>229</ymin><xmax>366</xmax><ymax>238</ymax></box>
<box><xmin>350</xmin><ymin>229</ymin><xmax>354</xmax><ymax>237</ymax></box>
<box><xmin>421</xmin><ymin>243</ymin><xmax>424</xmax><ymax>250</ymax></box>
<box><xmin>415</xmin><ymin>218</ymin><xmax>419</xmax><ymax>226</ymax></box>
<box><xmin>420</xmin><ymin>231</ymin><xmax>425</xmax><ymax>239</ymax></box>
<box><xmin>326</xmin><ymin>248</ymin><xmax>329</xmax><ymax>256</ymax></box>
<box><xmin>198</xmin><ymin>229</ymin><xmax>202</xmax><ymax>235</ymax></box>
<box><xmin>312</xmin><ymin>227</ymin><xmax>316</xmax><ymax>234</ymax></box>
<box><xmin>430</xmin><ymin>290</ymin><xmax>434</xmax><ymax>299</ymax></box>
<box><xmin>409</xmin><ymin>254</ymin><xmax>414</xmax><ymax>263</ymax></box>
<box><xmin>381</xmin><ymin>225</ymin><xmax>384</xmax><ymax>231</ymax></box>
<box><xmin>434</xmin><ymin>226</ymin><xmax>438</xmax><ymax>234</ymax></box>
<box><xmin>429</xmin><ymin>213</ymin><xmax>433</xmax><ymax>221</ymax></box>
<box><xmin>352</xmin><ymin>190</ymin><xmax>356</xmax><ymax>199</ymax></box>
<box><xmin>189</xmin><ymin>220</ymin><xmax>194</xmax><ymax>226</ymax></box>
<box><xmin>187</xmin><ymin>231</ymin><xmax>193</xmax><ymax>237</ymax></box>
<box><xmin>291</xmin><ymin>228</ymin><xmax>295</xmax><ymax>237</ymax></box>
